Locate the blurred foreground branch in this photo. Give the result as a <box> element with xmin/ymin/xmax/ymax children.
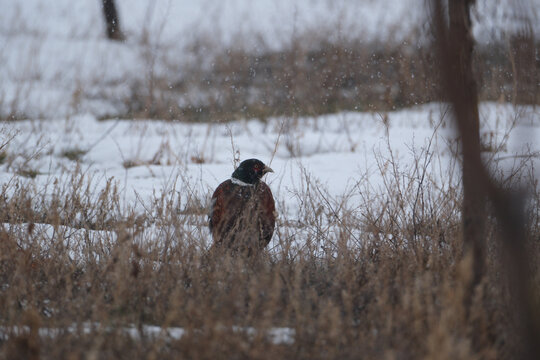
<box><xmin>432</xmin><ymin>0</ymin><xmax>540</xmax><ymax>358</ymax></box>
<box><xmin>434</xmin><ymin>0</ymin><xmax>486</xmax><ymax>299</ymax></box>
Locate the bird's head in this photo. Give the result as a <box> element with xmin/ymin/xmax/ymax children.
<box><xmin>232</xmin><ymin>159</ymin><xmax>274</xmax><ymax>185</ymax></box>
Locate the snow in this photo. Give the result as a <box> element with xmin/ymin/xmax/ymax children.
<box><xmin>0</xmin><ymin>323</ymin><xmax>295</xmax><ymax>345</ymax></box>
<box><xmin>1</xmin><ymin>0</ymin><xmax>539</xmax><ymax>118</ymax></box>
<box><xmin>3</xmin><ymin>0</ymin><xmax>538</xmax><ymax>46</ymax></box>
<box><xmin>0</xmin><ymin>0</ymin><xmax>539</xmax><ymax>251</ymax></box>
<box><xmin>1</xmin><ymin>103</ymin><xmax>538</xmax><ymax>239</ymax></box>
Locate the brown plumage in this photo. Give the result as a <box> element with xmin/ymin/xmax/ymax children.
<box><xmin>209</xmin><ymin>159</ymin><xmax>276</xmax><ymax>256</ymax></box>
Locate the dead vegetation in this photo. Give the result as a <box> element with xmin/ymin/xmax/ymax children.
<box><xmin>123</xmin><ymin>28</ymin><xmax>539</xmax><ymax>121</ymax></box>
<box><xmin>0</xmin><ymin>119</ymin><xmax>538</xmax><ymax>359</ymax></box>
<box><xmin>1</xmin><ymin>2</ymin><xmax>539</xmax><ymax>359</ymax></box>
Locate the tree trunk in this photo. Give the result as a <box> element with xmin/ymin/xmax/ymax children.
<box><xmin>439</xmin><ymin>0</ymin><xmax>486</xmax><ymax>290</ymax></box>
<box><xmin>452</xmin><ymin>0</ymin><xmax>485</xmax><ymax>290</ymax></box>
<box><xmin>433</xmin><ymin>1</ymin><xmax>540</xmax><ymax>357</ymax></box>
<box><xmin>102</xmin><ymin>0</ymin><xmax>125</xmax><ymax>41</ymax></box>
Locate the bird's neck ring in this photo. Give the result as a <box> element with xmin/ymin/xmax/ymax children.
<box><xmin>231</xmin><ymin>177</ymin><xmax>255</xmax><ymax>187</ymax></box>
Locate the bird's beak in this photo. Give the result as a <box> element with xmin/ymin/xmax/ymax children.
<box><xmin>263</xmin><ymin>166</ymin><xmax>274</xmax><ymax>174</ymax></box>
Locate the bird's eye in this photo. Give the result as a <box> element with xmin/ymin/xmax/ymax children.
<box><xmin>253</xmin><ymin>165</ymin><xmax>260</xmax><ymax>172</ymax></box>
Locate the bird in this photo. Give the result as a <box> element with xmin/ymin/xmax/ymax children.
<box><xmin>208</xmin><ymin>159</ymin><xmax>276</xmax><ymax>256</ymax></box>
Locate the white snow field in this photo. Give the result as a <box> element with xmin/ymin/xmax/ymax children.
<box><xmin>1</xmin><ymin>103</ymin><xmax>539</xmax><ymax>251</ymax></box>
<box><xmin>1</xmin><ymin>0</ymin><xmax>539</xmax><ymax>118</ymax></box>
<box><xmin>0</xmin><ymin>0</ymin><xmax>539</xmax><ymax>254</ymax></box>
<box><xmin>0</xmin><ymin>323</ymin><xmax>295</xmax><ymax>345</ymax></box>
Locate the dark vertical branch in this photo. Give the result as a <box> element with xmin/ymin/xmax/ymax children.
<box><xmin>434</xmin><ymin>0</ymin><xmax>486</xmax><ymax>291</ymax></box>
<box><xmin>432</xmin><ymin>0</ymin><xmax>540</xmax><ymax>358</ymax></box>
<box><xmin>102</xmin><ymin>0</ymin><xmax>125</xmax><ymax>41</ymax></box>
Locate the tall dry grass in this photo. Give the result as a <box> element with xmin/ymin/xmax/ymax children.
<box><xmin>0</xmin><ymin>122</ymin><xmax>538</xmax><ymax>359</ymax></box>
<box><xmin>124</xmin><ymin>27</ymin><xmax>539</xmax><ymax>122</ymax></box>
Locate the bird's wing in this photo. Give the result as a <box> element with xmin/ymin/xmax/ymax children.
<box><xmin>208</xmin><ymin>180</ymin><xmax>231</xmax><ymax>239</ymax></box>
<box><xmin>258</xmin><ymin>182</ymin><xmax>276</xmax><ymax>246</ymax></box>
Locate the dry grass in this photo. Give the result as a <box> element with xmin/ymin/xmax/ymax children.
<box><xmin>0</xmin><ymin>127</ymin><xmax>538</xmax><ymax>359</ymax></box>
<box><xmin>122</xmin><ymin>28</ymin><xmax>539</xmax><ymax>122</ymax></box>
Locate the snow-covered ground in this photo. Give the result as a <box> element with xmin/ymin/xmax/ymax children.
<box><xmin>0</xmin><ymin>0</ymin><xmax>538</xmax><ymax>248</ymax></box>
<box><xmin>1</xmin><ymin>103</ymin><xmax>539</xmax><ymax>249</ymax></box>
<box><xmin>1</xmin><ymin>0</ymin><xmax>539</xmax><ymax>118</ymax></box>
<box><xmin>1</xmin><ymin>323</ymin><xmax>295</xmax><ymax>345</ymax></box>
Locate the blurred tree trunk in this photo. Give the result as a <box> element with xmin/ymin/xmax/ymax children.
<box><xmin>102</xmin><ymin>0</ymin><xmax>125</xmax><ymax>41</ymax></box>
<box><xmin>433</xmin><ymin>0</ymin><xmax>540</xmax><ymax>357</ymax></box>
<box><xmin>451</xmin><ymin>0</ymin><xmax>485</xmax><ymax>291</ymax></box>
<box><xmin>444</xmin><ymin>0</ymin><xmax>486</xmax><ymax>289</ymax></box>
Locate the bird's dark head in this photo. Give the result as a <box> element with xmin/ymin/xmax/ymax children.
<box><xmin>231</xmin><ymin>159</ymin><xmax>273</xmax><ymax>185</ymax></box>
